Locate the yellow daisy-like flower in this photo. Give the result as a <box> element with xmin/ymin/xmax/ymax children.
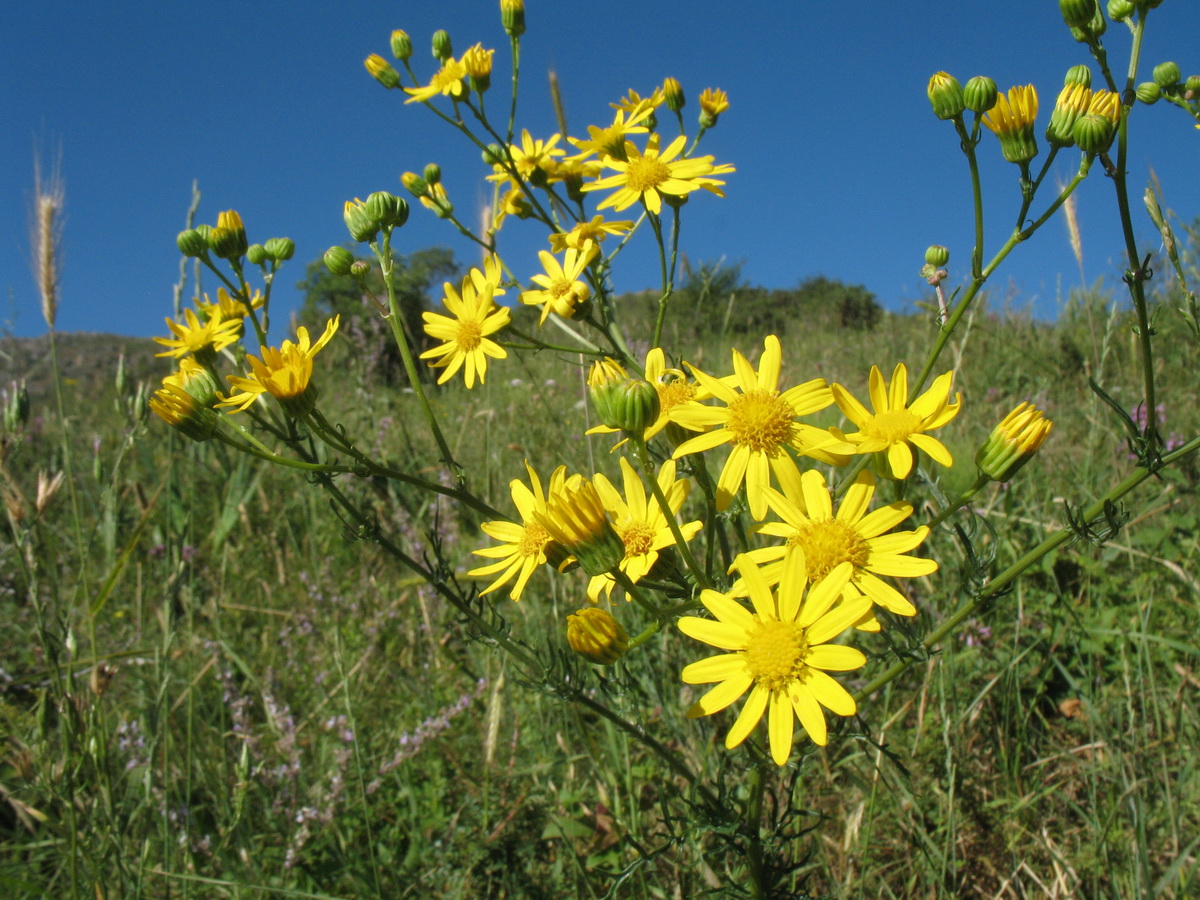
<box><xmin>489</xmin><ymin>130</ymin><xmax>565</xmax><ymax>184</ymax></box>
<box><xmin>698</xmin><ymin>88</ymin><xmax>730</xmax><ymax>126</ymax></box>
<box><xmin>582</xmin><ymin>134</ymin><xmax>734</xmax><ymax>215</ymax></box>
<box><xmin>218</xmin><ymin>316</ymin><xmax>340</xmax><ymax>414</ymax></box>
<box><xmin>982</xmin><ymin>84</ymin><xmax>1039</xmax><ymax>163</ymax></box>
<box><xmin>154</xmin><ymin>307</ymin><xmax>242</xmax><ymax>360</ymax></box>
<box><xmin>679</xmin><ymin>555</ymin><xmax>869</xmax><ymax>766</ymax></box>
<box><xmin>520</xmin><ymin>241</ymin><xmax>598</xmax><ymax>325</ymax></box>
<box><xmin>830</xmin><ymin>363</ymin><xmax>961</xmax><ymax>480</ymax></box>
<box><xmin>194</xmin><ymin>286</ymin><xmax>264</xmax><ymax>324</ymax></box>
<box><xmin>549</xmin><ymin>215</ymin><xmax>634</xmax><ymax>253</ymax></box>
<box><xmin>469</xmin><ymin>462</ymin><xmax>576</xmax><ymax>600</ymax></box>
<box><xmin>670</xmin><ymin>335</ymin><xmax>851</xmax><ymax>521</ymax></box>
<box><xmin>586</xmin><ymin>457</ymin><xmax>702</xmax><ymax>602</ymax></box>
<box><xmin>420</xmin><ymin>276</ymin><xmax>510</xmax><ymax>388</ymax></box>
<box><xmin>611</xmin><ymin>88</ymin><xmax>664</xmax><ymax>116</ymax></box>
<box><xmin>403</xmin><ymin>57</ymin><xmax>468</xmax><ymax>104</ymax></box>
<box><xmin>740</xmin><ymin>469</ymin><xmax>936</xmax><ymax>627</ymax></box>
<box><xmin>567</xmin><ymin>105</ymin><xmax>654</xmax><ymax>161</ymax></box>
<box><xmin>467</xmin><ymin>254</ymin><xmax>507</xmax><ymax>297</ymax></box>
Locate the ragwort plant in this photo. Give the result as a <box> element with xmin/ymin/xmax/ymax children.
<box><xmin>135</xmin><ymin>0</ymin><xmax>1200</xmax><ymax>895</ymax></box>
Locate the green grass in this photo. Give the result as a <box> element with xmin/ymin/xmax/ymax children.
<box><xmin>1</xmin><ymin>289</ymin><xmax>1198</xmax><ymax>898</ymax></box>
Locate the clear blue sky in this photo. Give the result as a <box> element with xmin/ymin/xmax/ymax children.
<box><xmin>3</xmin><ymin>1</ymin><xmax>1198</xmax><ymax>339</ymax></box>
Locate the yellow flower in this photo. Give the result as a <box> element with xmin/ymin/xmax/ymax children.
<box><xmin>195</xmin><ymin>286</ymin><xmax>263</xmax><ymax>324</ymax></box>
<box><xmin>976</xmin><ymin>401</ymin><xmax>1053</xmax><ymax>482</ymax></box>
<box><xmin>830</xmin><ymin>363</ymin><xmax>961</xmax><ymax>480</ymax></box>
<box><xmin>218</xmin><ymin>316</ymin><xmax>340</xmax><ymax>414</ymax></box>
<box><xmin>420</xmin><ymin>276</ymin><xmax>510</xmax><ymax>388</ymax></box>
<box><xmin>460</xmin><ymin>43</ymin><xmax>494</xmax><ymax>82</ymax></box>
<box><xmin>698</xmin><ymin>88</ymin><xmax>729</xmax><ymax>127</ymax></box>
<box><xmin>582</xmin><ymin>134</ymin><xmax>734</xmax><ymax>215</ymax></box>
<box><xmin>740</xmin><ymin>470</ymin><xmax>936</xmax><ymax>628</ymax></box>
<box><xmin>567</xmin><ymin>105</ymin><xmax>654</xmax><ymax>161</ymax></box>
<box><xmin>982</xmin><ymin>84</ymin><xmax>1039</xmax><ymax>163</ymax></box>
<box><xmin>611</xmin><ymin>88</ymin><xmax>664</xmax><ymax>116</ymax></box>
<box><xmin>520</xmin><ymin>241</ymin><xmax>598</xmax><ymax>325</ymax></box>
<box><xmin>586</xmin><ymin>458</ymin><xmax>703</xmax><ymax>602</ymax></box>
<box><xmin>537</xmin><ymin>477</ymin><xmax>625</xmax><ymax>577</ymax></box>
<box><xmin>670</xmin><ymin>335</ymin><xmax>851</xmax><ymax>521</ymax></box>
<box><xmin>679</xmin><ymin>554</ymin><xmax>869</xmax><ymax>765</ymax></box>
<box><xmin>549</xmin><ymin>215</ymin><xmax>634</xmax><ymax>253</ymax></box>
<box><xmin>150</xmin><ymin>359</ymin><xmax>221</xmax><ymax>441</ymax></box>
<box><xmin>404</xmin><ymin>57</ymin><xmax>468</xmax><ymax>104</ymax></box>
<box><xmin>154</xmin><ymin>307</ymin><xmax>242</xmax><ymax>360</ymax></box>
<box><xmin>489</xmin><ymin>130</ymin><xmax>565</xmax><ymax>183</ymax></box>
<box><xmin>469</xmin><ymin>462</ymin><xmax>575</xmax><ymax>601</ymax></box>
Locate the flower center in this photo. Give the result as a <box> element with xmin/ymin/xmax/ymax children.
<box><xmin>549</xmin><ymin>280</ymin><xmax>572</xmax><ymax>299</ymax></box>
<box><xmin>517</xmin><ymin>521</ymin><xmax>550</xmax><ymax>558</ymax></box>
<box><xmin>617</xmin><ymin>519</ymin><xmax>655</xmax><ymax>558</ymax></box>
<box><xmin>727</xmin><ymin>389</ymin><xmax>794</xmax><ymax>454</ymax></box>
<box><xmin>787</xmin><ymin>519</ymin><xmax>869</xmax><ymax>582</ymax></box>
<box><xmin>743</xmin><ymin>619</ymin><xmax>809</xmax><ymax>692</ymax></box>
<box><xmin>455</xmin><ymin>319</ymin><xmax>483</xmax><ymax>351</ymax></box>
<box><xmin>865</xmin><ymin>408</ymin><xmax>922</xmax><ymax>444</ymax></box>
<box><xmin>624</xmin><ymin>155</ymin><xmax>671</xmax><ymax>193</ymax></box>
<box><xmin>656</xmin><ymin>379</ymin><xmax>695</xmax><ymax>413</ymax></box>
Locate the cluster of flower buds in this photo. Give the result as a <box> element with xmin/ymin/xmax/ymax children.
<box><xmin>1060</xmin><ymin>0</ymin><xmax>1106</xmax><ymax>43</ymax></box>
<box><xmin>1137</xmin><ymin>61</ymin><xmax>1199</xmax><ymax>106</ymax></box>
<box><xmin>343</xmin><ymin>191</ymin><xmax>410</xmax><ymax>243</ymax></box>
<box><xmin>401</xmin><ymin>167</ymin><xmax>453</xmax><ymax>218</ymax></box>
<box><xmin>587</xmin><ymin>358</ymin><xmax>661</xmax><ymax>436</ymax></box>
<box><xmin>176</xmin><ymin>210</ymin><xmax>293</xmax><ymax>265</ymax></box>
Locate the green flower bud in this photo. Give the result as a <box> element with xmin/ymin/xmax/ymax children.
<box><xmin>1073</xmin><ymin>113</ymin><xmax>1115</xmax><ymax>154</ymax></box>
<box><xmin>976</xmin><ymin>402</ymin><xmax>1053</xmax><ymax>482</ymax></box>
<box><xmin>1107</xmin><ymin>0</ymin><xmax>1135</xmax><ymax>21</ymax></box>
<box><xmin>217</xmin><ymin>210</ymin><xmax>248</xmax><ymax>257</ymax></box>
<box><xmin>587</xmin><ymin>359</ymin><xmax>661</xmax><ymax>434</ymax></box>
<box><xmin>482</xmin><ymin>143</ymin><xmax>506</xmax><ymax>166</ymax></box>
<box><xmin>1185</xmin><ymin>76</ymin><xmax>1200</xmax><ymax>101</ymax></box>
<box><xmin>927</xmin><ymin>71</ymin><xmax>966</xmax><ymax>120</ymax></box>
<box><xmin>324</xmin><ymin>246</ymin><xmax>355</xmax><ymax>276</ymax></box>
<box><xmin>246</xmin><ymin>244</ymin><xmax>268</xmax><ymax>266</ymax></box>
<box><xmin>4</xmin><ymin>379</ymin><xmax>30</xmax><ymax>432</ymax></box>
<box><xmin>1153</xmin><ymin>61</ymin><xmax>1181</xmax><ymax>88</ymax></box>
<box><xmin>390</xmin><ymin>29</ymin><xmax>413</xmax><ymax>61</ymax></box>
<box><xmin>431</xmin><ymin>29</ymin><xmax>452</xmax><ymax>61</ymax></box>
<box><xmin>349</xmin><ymin>260</ymin><xmax>372</xmax><ymax>278</ymax></box>
<box><xmin>500</xmin><ymin>0</ymin><xmax>525</xmax><ymax>38</ymax></box>
<box><xmin>1045</xmin><ymin>83</ymin><xmax>1091</xmax><ymax>147</ymax></box>
<box><xmin>176</xmin><ymin>228</ymin><xmax>208</xmax><ymax>258</ymax></box>
<box><xmin>365</xmin><ymin>191</ymin><xmax>409</xmax><ymax>229</ymax></box>
<box><xmin>1060</xmin><ymin>0</ymin><xmax>1096</xmax><ymax>28</ymax></box>
<box><xmin>566</xmin><ymin>608</ymin><xmax>629</xmax><ymax>666</ymax></box>
<box><xmin>264</xmin><ymin>237</ymin><xmax>295</xmax><ymax>261</ymax></box>
<box><xmin>1136</xmin><ymin>81</ymin><xmax>1162</xmax><ymax>104</ymax></box>
<box><xmin>206</xmin><ymin>226</ymin><xmax>241</xmax><ymax>260</ymax></box>
<box><xmin>400</xmin><ymin>171</ymin><xmax>429</xmax><ymax>198</ymax></box>
<box><xmin>364</xmin><ymin>54</ymin><xmax>400</xmax><ymax>90</ymax></box>
<box><xmin>924</xmin><ymin>245</ymin><xmax>950</xmax><ymax>267</ymax></box>
<box><xmin>1069</xmin><ymin>2</ymin><xmax>1106</xmax><ymax>42</ymax></box>
<box><xmin>662</xmin><ymin>77</ymin><xmax>685</xmax><ymax>113</ymax></box>
<box><xmin>1064</xmin><ymin>66</ymin><xmax>1092</xmax><ymax>90</ymax></box>
<box><xmin>423</xmin><ymin>163</ymin><xmax>442</xmax><ymax>185</ymax></box>
<box><xmin>343</xmin><ymin>198</ymin><xmax>377</xmax><ymax>243</ymax></box>
<box><xmin>963</xmin><ymin>76</ymin><xmax>998</xmax><ymax>113</ymax></box>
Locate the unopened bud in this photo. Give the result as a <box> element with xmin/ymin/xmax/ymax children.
<box><xmin>1107</xmin><ymin>0</ymin><xmax>1135</xmax><ymax>21</ymax></box>
<box><xmin>343</xmin><ymin>198</ymin><xmax>378</xmax><ymax>243</ymax></box>
<box><xmin>365</xmin><ymin>191</ymin><xmax>409</xmax><ymax>229</ymax></box>
<box><xmin>566</xmin><ymin>608</ymin><xmax>629</xmax><ymax>665</ymax></box>
<box><xmin>500</xmin><ymin>0</ymin><xmax>525</xmax><ymax>38</ymax></box>
<box><xmin>423</xmin><ymin>163</ymin><xmax>442</xmax><ymax>185</ymax></box>
<box><xmin>324</xmin><ymin>246</ymin><xmax>355</xmax><ymax>276</ymax></box>
<box><xmin>246</xmin><ymin>244</ymin><xmax>268</xmax><ymax>266</ymax></box>
<box><xmin>1064</xmin><ymin>65</ymin><xmax>1093</xmax><ymax>89</ymax></box>
<box><xmin>176</xmin><ymin>228</ymin><xmax>208</xmax><ymax>258</ymax></box>
<box><xmin>924</xmin><ymin>245</ymin><xmax>950</xmax><ymax>268</ymax></box>
<box><xmin>1136</xmin><ymin>82</ymin><xmax>1162</xmax><ymax>104</ymax></box>
<box><xmin>662</xmin><ymin>77</ymin><xmax>685</xmax><ymax>113</ymax></box>
<box><xmin>927</xmin><ymin>71</ymin><xmax>966</xmax><ymax>120</ymax></box>
<box><xmin>390</xmin><ymin>29</ymin><xmax>413</xmax><ymax>61</ymax></box>
<box><xmin>431</xmin><ymin>30</ymin><xmax>452</xmax><ymax>61</ymax></box>
<box><xmin>1060</xmin><ymin>0</ymin><xmax>1096</xmax><ymax>28</ymax></box>
<box><xmin>1153</xmin><ymin>61</ymin><xmax>1181</xmax><ymax>88</ymax></box>
<box><xmin>976</xmin><ymin>402</ymin><xmax>1053</xmax><ymax>482</ymax></box>
<box><xmin>963</xmin><ymin>76</ymin><xmax>998</xmax><ymax>113</ymax></box>
<box><xmin>401</xmin><ymin>171</ymin><xmax>429</xmax><ymax>198</ymax></box>
<box><xmin>364</xmin><ymin>54</ymin><xmax>401</xmax><ymax>90</ymax></box>
<box><xmin>264</xmin><ymin>237</ymin><xmax>294</xmax><ymax>261</ymax></box>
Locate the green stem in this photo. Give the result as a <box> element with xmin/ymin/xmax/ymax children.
<box><xmin>649</xmin><ymin>213</ymin><xmax>672</xmax><ymax>348</ymax></box>
<box><xmin>856</xmin><ymin>434</ymin><xmax>1200</xmax><ymax>701</ymax></box>
<box><xmin>744</xmin><ymin>764</ymin><xmax>768</xmax><ymax>899</ymax></box>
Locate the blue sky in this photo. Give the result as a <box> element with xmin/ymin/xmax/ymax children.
<box><xmin>2</xmin><ymin>1</ymin><xmax>1198</xmax><ymax>339</ymax></box>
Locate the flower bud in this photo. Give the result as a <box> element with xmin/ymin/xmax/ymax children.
<box><xmin>4</xmin><ymin>380</ymin><xmax>30</xmax><ymax>432</ymax></box>
<box><xmin>662</xmin><ymin>77</ymin><xmax>685</xmax><ymax>113</ymax></box>
<box><xmin>1153</xmin><ymin>61</ymin><xmax>1181</xmax><ymax>88</ymax></box>
<box><xmin>364</xmin><ymin>54</ymin><xmax>401</xmax><ymax>89</ymax></box>
<box><xmin>566</xmin><ymin>608</ymin><xmax>629</xmax><ymax>665</ymax></box>
<box><xmin>963</xmin><ymin>76</ymin><xmax>998</xmax><ymax>113</ymax></box>
<box><xmin>365</xmin><ymin>190</ymin><xmax>409</xmax><ymax>229</ymax></box>
<box><xmin>176</xmin><ymin>228</ymin><xmax>208</xmax><ymax>258</ymax></box>
<box><xmin>423</xmin><ymin>163</ymin><xmax>442</xmax><ymax>185</ymax></box>
<box><xmin>1068</xmin><ymin>2</ymin><xmax>1106</xmax><ymax>42</ymax></box>
<box><xmin>343</xmin><ymin>198</ymin><xmax>378</xmax><ymax>243</ymax></box>
<box><xmin>1064</xmin><ymin>65</ymin><xmax>1093</xmax><ymax>89</ymax></box>
<box><xmin>400</xmin><ymin>171</ymin><xmax>429</xmax><ymax>198</ymax></box>
<box><xmin>538</xmin><ymin>479</ymin><xmax>624</xmax><ymax>578</ymax></box>
<box><xmin>1185</xmin><ymin>76</ymin><xmax>1200</xmax><ymax>101</ymax></box>
<box><xmin>206</xmin><ymin>226</ymin><xmax>240</xmax><ymax>260</ymax></box>
<box><xmin>462</xmin><ymin>43</ymin><xmax>494</xmax><ymax>93</ymax></box>
<box><xmin>587</xmin><ymin>359</ymin><xmax>661</xmax><ymax>435</ymax></box>
<box><xmin>924</xmin><ymin>245</ymin><xmax>950</xmax><ymax>267</ymax></box>
<box><xmin>431</xmin><ymin>29</ymin><xmax>452</xmax><ymax>61</ymax></box>
<box><xmin>1136</xmin><ymin>82</ymin><xmax>1162</xmax><ymax>104</ymax></box>
<box><xmin>482</xmin><ymin>143</ymin><xmax>506</xmax><ymax>166</ymax></box>
<box><xmin>350</xmin><ymin>260</ymin><xmax>372</xmax><ymax>279</ymax></box>
<box><xmin>927</xmin><ymin>71</ymin><xmax>966</xmax><ymax>120</ymax></box>
<box><xmin>1045</xmin><ymin>83</ymin><xmax>1091</xmax><ymax>147</ymax></box>
<box><xmin>1107</xmin><ymin>0</ymin><xmax>1135</xmax><ymax>21</ymax></box>
<box><xmin>264</xmin><ymin>237</ymin><xmax>295</xmax><ymax>261</ymax></box>
<box><xmin>1073</xmin><ymin>113</ymin><xmax>1114</xmax><ymax>154</ymax></box>
<box><xmin>324</xmin><ymin>246</ymin><xmax>355</xmax><ymax>276</ymax></box>
<box><xmin>698</xmin><ymin>87</ymin><xmax>729</xmax><ymax>128</ymax></box>
<box><xmin>246</xmin><ymin>244</ymin><xmax>268</xmax><ymax>266</ymax></box>
<box><xmin>500</xmin><ymin>0</ymin><xmax>525</xmax><ymax>37</ymax></box>
<box><xmin>1060</xmin><ymin>0</ymin><xmax>1096</xmax><ymax>28</ymax></box>
<box><xmin>976</xmin><ymin>402</ymin><xmax>1053</xmax><ymax>482</ymax></box>
<box><xmin>216</xmin><ymin>210</ymin><xmax>248</xmax><ymax>257</ymax></box>
<box><xmin>390</xmin><ymin>29</ymin><xmax>413</xmax><ymax>61</ymax></box>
